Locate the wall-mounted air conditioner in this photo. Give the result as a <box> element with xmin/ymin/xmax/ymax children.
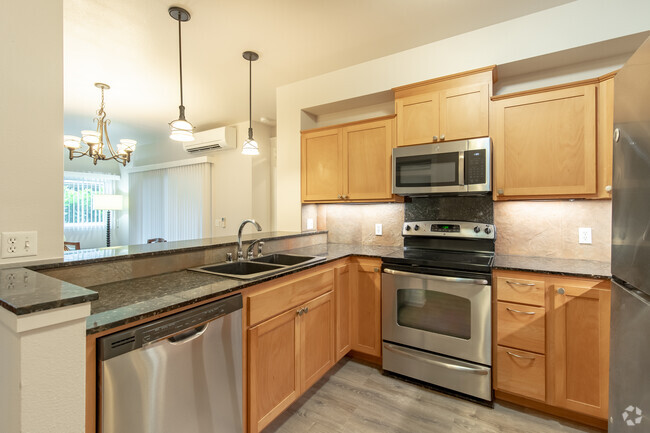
<box><xmin>183</xmin><ymin>126</ymin><xmax>236</xmax><ymax>153</ymax></box>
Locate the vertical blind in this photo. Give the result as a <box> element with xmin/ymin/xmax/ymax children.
<box><xmin>129</xmin><ymin>162</ymin><xmax>211</xmax><ymax>244</ymax></box>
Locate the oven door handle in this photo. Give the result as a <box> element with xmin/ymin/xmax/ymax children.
<box><xmin>383</xmin><ymin>343</ymin><xmax>489</xmax><ymax>375</ymax></box>
<box><xmin>383</xmin><ymin>268</ymin><xmax>488</xmax><ymax>286</ymax></box>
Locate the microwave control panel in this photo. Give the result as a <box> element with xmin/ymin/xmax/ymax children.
<box><xmin>465</xmin><ymin>149</ymin><xmax>486</xmax><ymax>185</ymax></box>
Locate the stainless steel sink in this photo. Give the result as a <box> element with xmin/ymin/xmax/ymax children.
<box><xmin>190</xmin><ymin>254</ymin><xmax>326</xmax><ymax>280</ymax></box>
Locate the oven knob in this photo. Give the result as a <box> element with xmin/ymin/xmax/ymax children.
<box><xmin>484</xmin><ymin>227</ymin><xmax>492</xmax><ymax>235</ymax></box>
<box><xmin>413</xmin><ymin>224</ymin><xmax>420</xmax><ymax>231</ymax></box>
<box><xmin>473</xmin><ymin>226</ymin><xmax>481</xmax><ymax>233</ymax></box>
<box><xmin>404</xmin><ymin>225</ymin><xmax>411</xmax><ymax>231</ymax></box>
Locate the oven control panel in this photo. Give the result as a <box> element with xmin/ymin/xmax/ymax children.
<box><xmin>403</xmin><ymin>221</ymin><xmax>495</xmax><ymax>239</ymax></box>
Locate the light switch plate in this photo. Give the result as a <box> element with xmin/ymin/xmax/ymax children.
<box><xmin>579</xmin><ymin>227</ymin><xmax>592</xmax><ymax>244</ymax></box>
<box><xmin>307</xmin><ymin>218</ymin><xmax>314</xmax><ymax>230</ymax></box>
<box><xmin>375</xmin><ymin>224</ymin><xmax>383</xmax><ymax>236</ymax></box>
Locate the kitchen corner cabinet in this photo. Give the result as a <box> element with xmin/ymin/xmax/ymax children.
<box><xmin>350</xmin><ymin>257</ymin><xmax>382</xmax><ymax>357</ymax></box>
<box><xmin>393</xmin><ymin>66</ymin><xmax>495</xmax><ymax>147</ymax></box>
<box><xmin>301</xmin><ymin>115</ymin><xmax>397</xmax><ymax>203</ymax></box>
<box><xmin>335</xmin><ymin>263</ymin><xmax>352</xmax><ymax>361</ymax></box>
<box><xmin>493</xmin><ymin>269</ymin><xmax>610</xmax><ymax>426</ymax></box>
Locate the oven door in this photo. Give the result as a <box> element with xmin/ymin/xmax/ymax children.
<box><xmin>382</xmin><ymin>267</ymin><xmax>491</xmax><ymax>366</ymax></box>
<box><xmin>392</xmin><ymin>142</ymin><xmax>466</xmax><ymax>195</ymax></box>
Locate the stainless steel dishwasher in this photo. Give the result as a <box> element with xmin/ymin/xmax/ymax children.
<box><xmin>99</xmin><ymin>293</ymin><xmax>243</xmax><ymax>433</ymax></box>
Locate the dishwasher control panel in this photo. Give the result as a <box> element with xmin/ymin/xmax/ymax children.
<box><xmin>99</xmin><ymin>293</ymin><xmax>242</xmax><ymax>361</ymax></box>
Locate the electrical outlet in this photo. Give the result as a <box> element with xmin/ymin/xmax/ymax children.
<box><xmin>216</xmin><ymin>217</ymin><xmax>226</xmax><ymax>228</ymax></box>
<box><xmin>579</xmin><ymin>227</ymin><xmax>592</xmax><ymax>244</ymax></box>
<box><xmin>375</xmin><ymin>223</ymin><xmax>383</xmax><ymax>236</ymax></box>
<box><xmin>306</xmin><ymin>218</ymin><xmax>314</xmax><ymax>230</ymax></box>
<box><xmin>1</xmin><ymin>231</ymin><xmax>38</xmax><ymax>258</ymax></box>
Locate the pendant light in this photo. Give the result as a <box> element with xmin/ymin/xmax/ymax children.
<box><xmin>242</xmin><ymin>51</ymin><xmax>259</xmax><ymax>155</ymax></box>
<box><xmin>168</xmin><ymin>6</ymin><xmax>194</xmax><ymax>142</ymax></box>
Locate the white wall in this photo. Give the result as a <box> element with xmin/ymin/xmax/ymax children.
<box><xmin>133</xmin><ymin>121</ymin><xmax>272</xmax><ymax>238</ymax></box>
<box><xmin>275</xmin><ymin>0</ymin><xmax>650</xmax><ymax>231</ymax></box>
<box><xmin>0</xmin><ymin>0</ymin><xmax>63</xmax><ymax>265</ymax></box>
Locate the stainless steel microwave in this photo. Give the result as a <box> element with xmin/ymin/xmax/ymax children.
<box><xmin>392</xmin><ymin>137</ymin><xmax>491</xmax><ymax>195</ymax></box>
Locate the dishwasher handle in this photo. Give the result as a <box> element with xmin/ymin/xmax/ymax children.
<box><xmin>167</xmin><ymin>323</ymin><xmax>209</xmax><ymax>345</ymax></box>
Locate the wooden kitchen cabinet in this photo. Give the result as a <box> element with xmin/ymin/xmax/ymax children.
<box><xmin>393</xmin><ymin>66</ymin><xmax>494</xmax><ymax>147</ymax></box>
<box><xmin>492</xmin><ymin>82</ymin><xmax>598</xmax><ymax>199</ymax></box>
<box><xmin>493</xmin><ymin>269</ymin><xmax>611</xmax><ymax>428</ymax></box>
<box><xmin>549</xmin><ymin>280</ymin><xmax>611</xmax><ymax>419</ymax></box>
<box><xmin>335</xmin><ymin>262</ymin><xmax>352</xmax><ymax>361</ymax></box>
<box><xmin>301</xmin><ymin>115</ymin><xmax>398</xmax><ymax>203</ymax></box>
<box><xmin>595</xmin><ymin>73</ymin><xmax>615</xmax><ymax>199</ymax></box>
<box><xmin>300</xmin><ymin>292</ymin><xmax>335</xmax><ymax>390</ymax></box>
<box><xmin>350</xmin><ymin>257</ymin><xmax>382</xmax><ymax>357</ymax></box>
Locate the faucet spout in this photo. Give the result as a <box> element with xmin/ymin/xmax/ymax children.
<box><xmin>237</xmin><ymin>219</ymin><xmax>262</xmax><ymax>260</ymax></box>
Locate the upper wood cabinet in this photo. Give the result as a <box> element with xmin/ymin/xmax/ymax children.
<box><xmin>393</xmin><ymin>66</ymin><xmax>495</xmax><ymax>147</ymax></box>
<box><xmin>301</xmin><ymin>115</ymin><xmax>397</xmax><ymax>203</ymax></box>
<box><xmin>491</xmin><ymin>71</ymin><xmax>617</xmax><ymax>201</ymax></box>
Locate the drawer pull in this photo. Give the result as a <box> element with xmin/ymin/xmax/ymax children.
<box><xmin>506</xmin><ymin>307</ymin><xmax>536</xmax><ymax>315</ymax></box>
<box><xmin>506</xmin><ymin>280</ymin><xmax>536</xmax><ymax>287</ymax></box>
<box><xmin>507</xmin><ymin>351</ymin><xmax>537</xmax><ymax>360</ymax></box>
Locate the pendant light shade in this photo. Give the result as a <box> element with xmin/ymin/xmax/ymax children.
<box><xmin>169</xmin><ymin>7</ymin><xmax>194</xmax><ymax>142</ymax></box>
<box><xmin>242</xmin><ymin>51</ymin><xmax>259</xmax><ymax>155</ymax></box>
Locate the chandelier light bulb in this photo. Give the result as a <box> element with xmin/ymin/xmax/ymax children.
<box><xmin>64</xmin><ymin>135</ymin><xmax>81</xmax><ymax>149</ymax></box>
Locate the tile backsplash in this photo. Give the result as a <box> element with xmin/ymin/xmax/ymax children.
<box><xmin>494</xmin><ymin>200</ymin><xmax>612</xmax><ymax>262</ymax></box>
<box><xmin>405</xmin><ymin>196</ymin><xmax>494</xmax><ymax>222</ymax></box>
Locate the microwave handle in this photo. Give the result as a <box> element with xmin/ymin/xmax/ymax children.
<box><xmin>458</xmin><ymin>151</ymin><xmax>465</xmax><ymax>186</ymax></box>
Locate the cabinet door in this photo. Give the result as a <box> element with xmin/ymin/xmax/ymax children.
<box><xmin>439</xmin><ymin>83</ymin><xmax>489</xmax><ymax>141</ymax></box>
<box><xmin>493</xmin><ymin>85</ymin><xmax>597</xmax><ymax>199</ymax></box>
<box><xmin>300</xmin><ymin>292</ymin><xmax>335</xmax><ymax>390</ymax></box>
<box><xmin>596</xmin><ymin>77</ymin><xmax>614</xmax><ymax>198</ymax></box>
<box><xmin>301</xmin><ymin>128</ymin><xmax>343</xmax><ymax>201</ymax></box>
<box><xmin>248</xmin><ymin>308</ymin><xmax>300</xmax><ymax>433</ymax></box>
<box><xmin>343</xmin><ymin>118</ymin><xmax>394</xmax><ymax>200</ymax></box>
<box><xmin>395</xmin><ymin>92</ymin><xmax>439</xmax><ymax>147</ymax></box>
<box><xmin>335</xmin><ymin>264</ymin><xmax>352</xmax><ymax>361</ymax></box>
<box><xmin>550</xmin><ymin>284</ymin><xmax>610</xmax><ymax>419</ymax></box>
<box><xmin>351</xmin><ymin>259</ymin><xmax>382</xmax><ymax>357</ymax></box>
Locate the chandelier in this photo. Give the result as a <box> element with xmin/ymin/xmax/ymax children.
<box><xmin>63</xmin><ymin>83</ymin><xmax>136</xmax><ymax>166</ymax></box>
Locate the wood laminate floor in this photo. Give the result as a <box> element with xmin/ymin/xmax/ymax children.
<box><xmin>263</xmin><ymin>358</ymin><xmax>602</xmax><ymax>433</ymax></box>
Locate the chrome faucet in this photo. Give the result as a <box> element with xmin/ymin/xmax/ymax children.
<box><xmin>246</xmin><ymin>240</ymin><xmax>265</xmax><ymax>259</ymax></box>
<box><xmin>237</xmin><ymin>219</ymin><xmax>262</xmax><ymax>261</ymax></box>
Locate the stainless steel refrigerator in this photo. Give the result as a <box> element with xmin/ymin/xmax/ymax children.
<box><xmin>609</xmin><ymin>35</ymin><xmax>650</xmax><ymax>432</ymax></box>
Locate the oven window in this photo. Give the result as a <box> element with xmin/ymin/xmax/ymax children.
<box><xmin>395</xmin><ymin>153</ymin><xmax>459</xmax><ymax>187</ymax></box>
<box><xmin>396</xmin><ymin>289</ymin><xmax>471</xmax><ymax>339</ymax></box>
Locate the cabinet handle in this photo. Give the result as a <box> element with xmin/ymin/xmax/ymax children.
<box><xmin>374</xmin><ymin>267</ymin><xmax>379</xmax><ymax>272</ymax></box>
<box><xmin>605</xmin><ymin>185</ymin><xmax>612</xmax><ymax>193</ymax></box>
<box><xmin>432</xmin><ymin>135</ymin><xmax>438</xmax><ymax>141</ymax></box>
<box><xmin>304</xmin><ymin>307</ymin><xmax>309</xmax><ymax>314</ymax></box>
<box><xmin>337</xmin><ymin>194</ymin><xmax>342</xmax><ymax>199</ymax></box>
<box><xmin>506</xmin><ymin>307</ymin><xmax>536</xmax><ymax>315</ymax></box>
<box><xmin>506</xmin><ymin>351</ymin><xmax>537</xmax><ymax>360</ymax></box>
<box><xmin>506</xmin><ymin>280</ymin><xmax>536</xmax><ymax>287</ymax></box>
<box><xmin>297</xmin><ymin>308</ymin><xmax>304</xmax><ymax>316</ymax></box>
<box><xmin>497</xmin><ymin>189</ymin><xmax>504</xmax><ymax>195</ymax></box>
<box><xmin>342</xmin><ymin>195</ymin><xmax>348</xmax><ymax>199</ymax></box>
<box><xmin>440</xmin><ymin>134</ymin><xmax>445</xmax><ymax>140</ymax></box>
<box><xmin>557</xmin><ymin>287</ymin><xmax>565</xmax><ymax>295</ymax></box>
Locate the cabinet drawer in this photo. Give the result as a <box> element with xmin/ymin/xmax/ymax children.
<box><xmin>496</xmin><ymin>346</ymin><xmax>546</xmax><ymax>402</ymax></box>
<box><xmin>496</xmin><ymin>276</ymin><xmax>545</xmax><ymax>306</ymax></box>
<box><xmin>248</xmin><ymin>269</ymin><xmax>334</xmax><ymax>326</ymax></box>
<box><xmin>497</xmin><ymin>301</ymin><xmax>545</xmax><ymax>354</ymax></box>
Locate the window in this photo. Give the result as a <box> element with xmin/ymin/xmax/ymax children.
<box><xmin>64</xmin><ymin>178</ymin><xmax>106</xmax><ymax>226</ymax></box>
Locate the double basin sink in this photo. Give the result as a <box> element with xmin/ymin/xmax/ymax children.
<box><xmin>190</xmin><ymin>254</ymin><xmax>326</xmax><ymax>280</ymax></box>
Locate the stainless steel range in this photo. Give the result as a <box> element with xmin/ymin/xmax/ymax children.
<box><xmin>382</xmin><ymin>220</ymin><xmax>495</xmax><ymax>401</ymax></box>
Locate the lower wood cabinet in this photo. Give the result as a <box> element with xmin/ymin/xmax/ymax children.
<box><xmin>335</xmin><ymin>263</ymin><xmax>352</xmax><ymax>361</ymax></box>
<box><xmin>350</xmin><ymin>257</ymin><xmax>382</xmax><ymax>357</ymax></box>
<box><xmin>493</xmin><ymin>269</ymin><xmax>611</xmax><ymax>425</ymax></box>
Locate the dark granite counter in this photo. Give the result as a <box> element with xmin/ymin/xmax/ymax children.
<box><xmin>493</xmin><ymin>254</ymin><xmax>611</xmax><ymax>279</ymax></box>
<box><xmin>28</xmin><ymin>231</ymin><xmax>327</xmax><ymax>270</ymax></box>
<box><xmin>86</xmin><ymin>243</ymin><xmax>401</xmax><ymax>334</ymax></box>
<box><xmin>0</xmin><ymin>268</ymin><xmax>98</xmax><ymax>315</ymax></box>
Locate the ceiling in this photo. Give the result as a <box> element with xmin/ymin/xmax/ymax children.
<box><xmin>64</xmin><ymin>0</ymin><xmax>575</xmax><ymax>145</ymax></box>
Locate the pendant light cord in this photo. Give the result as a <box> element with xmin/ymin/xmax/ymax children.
<box><xmin>249</xmin><ymin>58</ymin><xmax>252</xmax><ymax>131</ymax></box>
<box><xmin>178</xmin><ymin>18</ymin><xmax>184</xmax><ymax>110</ymax></box>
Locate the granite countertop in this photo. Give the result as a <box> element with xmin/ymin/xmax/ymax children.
<box><xmin>86</xmin><ymin>243</ymin><xmax>401</xmax><ymax>335</ymax></box>
<box><xmin>27</xmin><ymin>230</ymin><xmax>327</xmax><ymax>270</ymax></box>
<box><xmin>0</xmin><ymin>268</ymin><xmax>98</xmax><ymax>315</ymax></box>
<box><xmin>493</xmin><ymin>254</ymin><xmax>611</xmax><ymax>279</ymax></box>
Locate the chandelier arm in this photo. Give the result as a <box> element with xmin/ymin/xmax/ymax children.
<box><xmin>101</xmin><ymin>119</ymin><xmax>118</xmax><ymax>158</ymax></box>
